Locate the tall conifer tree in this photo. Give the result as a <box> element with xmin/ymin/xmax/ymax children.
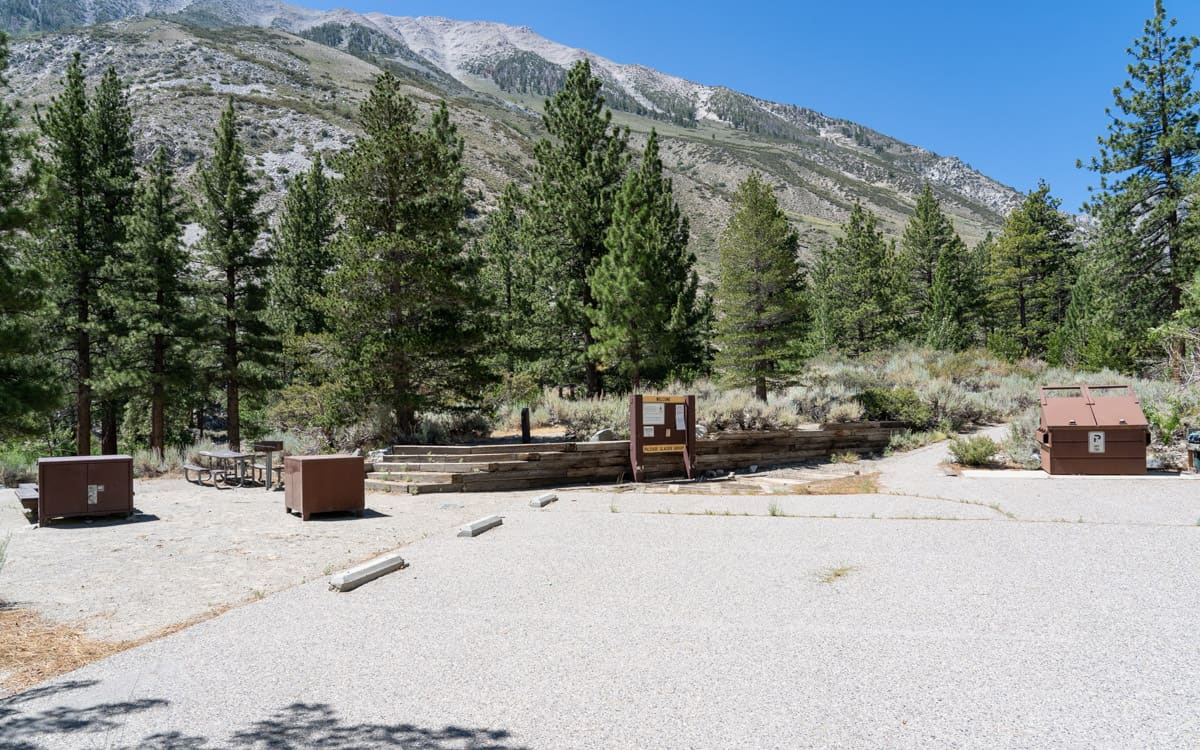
<box><xmin>713</xmin><ymin>173</ymin><xmax>806</xmax><ymax>401</ymax></box>
<box><xmin>1082</xmin><ymin>0</ymin><xmax>1199</xmax><ymax>324</ymax></box>
<box><xmin>984</xmin><ymin>183</ymin><xmax>1076</xmax><ymax>359</ymax></box>
<box><xmin>924</xmin><ymin>234</ymin><xmax>981</xmax><ymax>351</ymax></box>
<box><xmin>480</xmin><ymin>184</ymin><xmax>541</xmax><ymax>381</ymax></box>
<box><xmin>901</xmin><ymin>183</ymin><xmax>967</xmax><ymax>329</ymax></box>
<box><xmin>102</xmin><ymin>146</ymin><xmax>191</xmax><ymax>459</ymax></box>
<box><xmin>526</xmin><ymin>60</ymin><xmax>628</xmax><ymax>394</ymax></box>
<box><xmin>589</xmin><ymin>131</ymin><xmax>706</xmax><ymax>388</ymax></box>
<box><xmin>268</xmin><ymin>153</ymin><xmax>335</xmax><ymax>344</ymax></box>
<box><xmin>89</xmin><ymin>65</ymin><xmax>137</xmax><ymax>454</ymax></box>
<box><xmin>0</xmin><ymin>32</ymin><xmax>54</xmax><ymax>429</ymax></box>
<box><xmin>195</xmin><ymin>98</ymin><xmax>274</xmax><ymax>450</ymax></box>
<box><xmin>326</xmin><ymin>76</ymin><xmax>489</xmax><ymax>437</ymax></box>
<box><xmin>811</xmin><ymin>202</ymin><xmax>909</xmax><ymax>354</ymax></box>
<box><xmin>37</xmin><ymin>53</ymin><xmax>98</xmax><ymax>455</ymax></box>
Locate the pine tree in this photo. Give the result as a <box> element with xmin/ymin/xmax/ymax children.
<box><xmin>37</xmin><ymin>53</ymin><xmax>99</xmax><ymax>455</ymax></box>
<box><xmin>0</xmin><ymin>32</ymin><xmax>55</xmax><ymax>429</ymax></box>
<box><xmin>89</xmin><ymin>65</ymin><xmax>137</xmax><ymax>454</ymax></box>
<box><xmin>901</xmin><ymin>183</ymin><xmax>967</xmax><ymax>330</ymax></box>
<box><xmin>195</xmin><ymin>98</ymin><xmax>274</xmax><ymax>450</ymax></box>
<box><xmin>480</xmin><ymin>184</ymin><xmax>542</xmax><ymax>382</ymax></box>
<box><xmin>589</xmin><ymin>130</ymin><xmax>706</xmax><ymax>388</ymax></box>
<box><xmin>811</xmin><ymin>202</ymin><xmax>909</xmax><ymax>354</ymax></box>
<box><xmin>326</xmin><ymin>77</ymin><xmax>490</xmax><ymax>437</ymax></box>
<box><xmin>525</xmin><ymin>59</ymin><xmax>628</xmax><ymax>394</ymax></box>
<box><xmin>924</xmin><ymin>233</ymin><xmax>980</xmax><ymax>351</ymax></box>
<box><xmin>713</xmin><ymin>173</ymin><xmax>806</xmax><ymax>401</ymax></box>
<box><xmin>1082</xmin><ymin>0</ymin><xmax>1199</xmax><ymax>326</ymax></box>
<box><xmin>985</xmin><ymin>182</ymin><xmax>1076</xmax><ymax>359</ymax></box>
<box><xmin>101</xmin><ymin>145</ymin><xmax>192</xmax><ymax>459</ymax></box>
<box><xmin>268</xmin><ymin>153</ymin><xmax>335</xmax><ymax>344</ymax></box>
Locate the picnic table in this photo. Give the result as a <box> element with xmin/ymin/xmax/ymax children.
<box><xmin>189</xmin><ymin>449</ymin><xmax>260</xmax><ymax>488</ymax></box>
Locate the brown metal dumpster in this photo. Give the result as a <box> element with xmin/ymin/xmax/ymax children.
<box><xmin>37</xmin><ymin>455</ymin><xmax>134</xmax><ymax>525</ymax></box>
<box><xmin>1035</xmin><ymin>385</ymin><xmax>1150</xmax><ymax>475</ymax></box>
<box><xmin>284</xmin><ymin>455</ymin><xmax>365</xmax><ymax>520</ymax></box>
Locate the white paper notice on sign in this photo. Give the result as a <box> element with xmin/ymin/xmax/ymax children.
<box><xmin>1088</xmin><ymin>431</ymin><xmax>1105</xmax><ymax>454</ymax></box>
<box><xmin>643</xmin><ymin>402</ymin><xmax>665</xmax><ymax>425</ymax></box>
<box><xmin>675</xmin><ymin>406</ymin><xmax>686</xmax><ymax>430</ymax></box>
<box><xmin>643</xmin><ymin>426</ymin><xmax>655</xmax><ymax>438</ymax></box>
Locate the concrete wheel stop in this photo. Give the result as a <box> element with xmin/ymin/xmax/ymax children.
<box><xmin>329</xmin><ymin>551</ymin><xmax>408</xmax><ymax>592</ymax></box>
<box><xmin>458</xmin><ymin>514</ymin><xmax>503</xmax><ymax>537</ymax></box>
<box><xmin>529</xmin><ymin>492</ymin><xmax>558</xmax><ymax>508</ymax></box>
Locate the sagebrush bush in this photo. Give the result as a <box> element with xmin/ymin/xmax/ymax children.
<box><xmin>698</xmin><ymin>390</ymin><xmax>802</xmax><ymax>432</ymax></box>
<box><xmin>825</xmin><ymin>400</ymin><xmax>866</xmax><ymax>423</ymax></box>
<box><xmin>541</xmin><ymin>391</ymin><xmax>630</xmax><ymax>439</ymax></box>
<box><xmin>406</xmin><ymin>412</ymin><xmax>495</xmax><ymax>445</ymax></box>
<box><xmin>948</xmin><ymin>436</ymin><xmax>999</xmax><ymax>466</ymax></box>
<box><xmin>1001</xmin><ymin>408</ymin><xmax>1041</xmax><ymax>469</ymax></box>
<box><xmin>131</xmin><ymin>446</ymin><xmax>185</xmax><ymax>478</ymax></box>
<box><xmin>886</xmin><ymin>428</ymin><xmax>950</xmax><ymax>454</ymax></box>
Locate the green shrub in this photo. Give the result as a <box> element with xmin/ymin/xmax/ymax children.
<box><xmin>948</xmin><ymin>436</ymin><xmax>999</xmax><ymax>467</ymax></box>
<box><xmin>0</xmin><ymin>449</ymin><xmax>35</xmax><ymax>487</ymax></box>
<box><xmin>856</xmin><ymin>387</ymin><xmax>932</xmax><ymax>428</ymax></box>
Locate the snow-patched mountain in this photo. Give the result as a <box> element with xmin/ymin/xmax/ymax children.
<box><xmin>300</xmin><ymin>12</ymin><xmax>1020</xmax><ymax>218</ymax></box>
<box><xmin>0</xmin><ymin>0</ymin><xmax>1025</xmax><ymax>258</ymax></box>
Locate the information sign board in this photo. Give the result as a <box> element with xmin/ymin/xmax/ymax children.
<box><xmin>629</xmin><ymin>394</ymin><xmax>696</xmax><ymax>481</ymax></box>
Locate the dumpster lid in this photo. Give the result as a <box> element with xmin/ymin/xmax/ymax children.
<box><xmin>1039</xmin><ymin>385</ymin><xmax>1146</xmax><ymax>429</ymax></box>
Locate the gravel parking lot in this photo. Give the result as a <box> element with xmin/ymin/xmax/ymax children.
<box><xmin>3</xmin><ymin>437</ymin><xmax>1199</xmax><ymax>748</ymax></box>
<box><xmin>0</xmin><ymin>478</ymin><xmax>518</xmax><ymax>641</ymax></box>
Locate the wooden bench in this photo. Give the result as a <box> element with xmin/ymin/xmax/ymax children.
<box><xmin>15</xmin><ymin>484</ymin><xmax>38</xmax><ymax>514</ymax></box>
<box><xmin>252</xmin><ymin>462</ymin><xmax>284</xmax><ymax>485</ymax></box>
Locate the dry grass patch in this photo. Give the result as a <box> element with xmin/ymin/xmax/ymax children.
<box><xmin>792</xmin><ymin>473</ymin><xmax>879</xmax><ymax>495</ymax></box>
<box><xmin>0</xmin><ymin>602</ymin><xmax>234</xmax><ymax>696</ymax></box>
<box><xmin>818</xmin><ymin>565</ymin><xmax>857</xmax><ymax>584</ymax></box>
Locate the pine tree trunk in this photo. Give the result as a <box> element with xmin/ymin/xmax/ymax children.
<box><xmin>397</xmin><ymin>403</ymin><xmax>416</xmax><ymax>440</ymax></box>
<box><xmin>76</xmin><ymin>299</ymin><xmax>91</xmax><ymax>456</ymax></box>
<box><xmin>101</xmin><ymin>404</ymin><xmax>118</xmax><ymax>455</ymax></box>
<box><xmin>226</xmin><ymin>272</ymin><xmax>240</xmax><ymax>450</ymax></box>
<box><xmin>754</xmin><ymin>377</ymin><xmax>767</xmax><ymax>403</ymax></box>
<box><xmin>227</xmin><ymin>380</ymin><xmax>240</xmax><ymax>451</ymax></box>
<box><xmin>151</xmin><ymin>332</ymin><xmax>165</xmax><ymax>460</ymax></box>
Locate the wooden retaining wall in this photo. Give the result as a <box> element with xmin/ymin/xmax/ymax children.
<box><xmin>369</xmin><ymin>422</ymin><xmax>904</xmax><ymax>494</ymax></box>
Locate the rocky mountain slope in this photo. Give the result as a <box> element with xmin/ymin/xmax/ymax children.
<box><xmin>0</xmin><ymin>1</ymin><xmax>1024</xmax><ymax>267</ymax></box>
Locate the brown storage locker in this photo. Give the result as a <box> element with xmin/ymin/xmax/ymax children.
<box><xmin>284</xmin><ymin>455</ymin><xmax>365</xmax><ymax>521</ymax></box>
<box><xmin>37</xmin><ymin>455</ymin><xmax>134</xmax><ymax>525</ymax></box>
<box><xmin>1035</xmin><ymin>385</ymin><xmax>1150</xmax><ymax>475</ymax></box>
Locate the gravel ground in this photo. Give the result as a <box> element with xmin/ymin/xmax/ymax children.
<box><xmin>0</xmin><ymin>478</ymin><xmax>519</xmax><ymax>641</ymax></box>
<box><xmin>2</xmin><ymin>508</ymin><xmax>1198</xmax><ymax>749</ymax></box>
<box><xmin>3</xmin><ymin>435</ymin><xmax>1200</xmax><ymax>748</ymax></box>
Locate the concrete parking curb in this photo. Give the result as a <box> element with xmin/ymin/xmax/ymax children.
<box><xmin>529</xmin><ymin>492</ymin><xmax>558</xmax><ymax>508</ymax></box>
<box><xmin>329</xmin><ymin>551</ymin><xmax>408</xmax><ymax>592</ymax></box>
<box><xmin>458</xmin><ymin>515</ymin><xmax>503</xmax><ymax>537</ymax></box>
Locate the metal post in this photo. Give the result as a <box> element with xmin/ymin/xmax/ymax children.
<box><xmin>521</xmin><ymin>407</ymin><xmax>531</xmax><ymax>444</ymax></box>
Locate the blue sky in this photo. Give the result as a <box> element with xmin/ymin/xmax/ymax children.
<box><xmin>308</xmin><ymin>1</ymin><xmax>1187</xmax><ymax>213</ymax></box>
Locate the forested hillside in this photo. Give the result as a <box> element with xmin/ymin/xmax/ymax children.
<box><xmin>0</xmin><ymin>1</ymin><xmax>1197</xmax><ymax>470</ymax></box>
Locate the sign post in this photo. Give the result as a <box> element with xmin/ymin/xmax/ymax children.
<box><xmin>629</xmin><ymin>394</ymin><xmax>696</xmax><ymax>482</ymax></box>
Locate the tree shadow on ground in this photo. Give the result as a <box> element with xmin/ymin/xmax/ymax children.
<box><xmin>1</xmin><ymin>683</ymin><xmax>528</xmax><ymax>750</ymax></box>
